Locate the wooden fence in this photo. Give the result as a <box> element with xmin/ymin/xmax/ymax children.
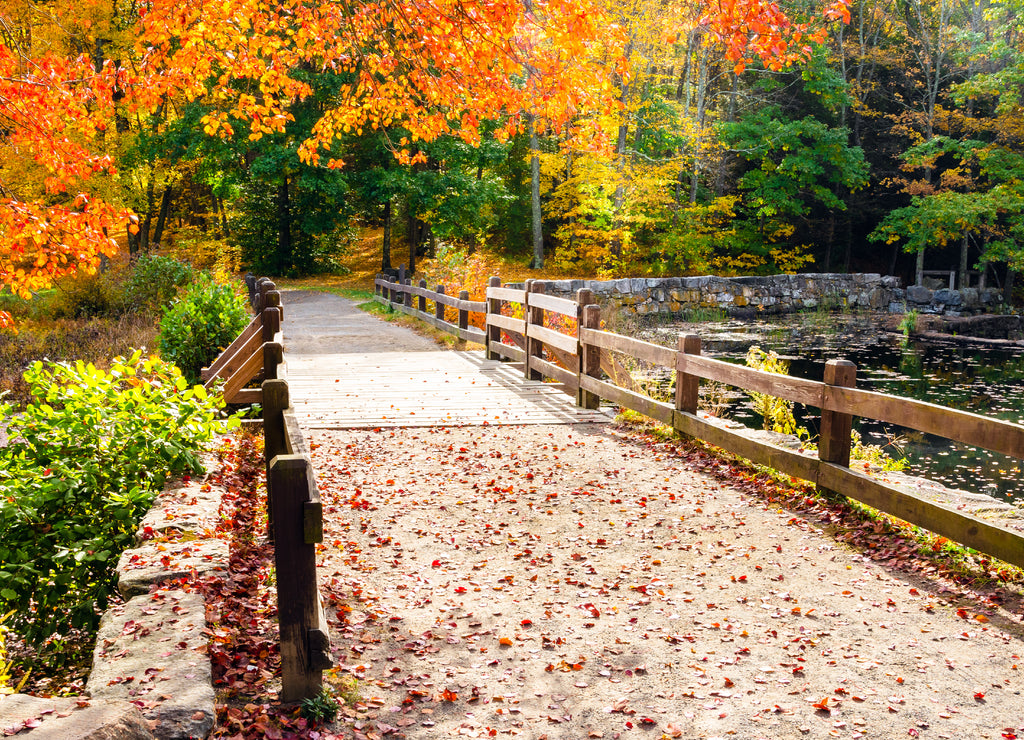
<box><xmin>206</xmin><ymin>275</ymin><xmax>332</xmax><ymax>701</ymax></box>
<box><xmin>376</xmin><ymin>271</ymin><xmax>1024</xmax><ymax>570</ymax></box>
<box><xmin>201</xmin><ymin>275</ymin><xmax>283</xmax><ymax>404</ymax></box>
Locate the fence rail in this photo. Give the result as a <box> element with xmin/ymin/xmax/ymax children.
<box><xmin>210</xmin><ymin>276</ymin><xmax>332</xmax><ymax>701</ymax></box>
<box><xmin>375</xmin><ymin>270</ymin><xmax>1024</xmax><ymax>570</ymax></box>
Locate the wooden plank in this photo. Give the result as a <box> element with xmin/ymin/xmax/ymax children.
<box><xmin>677</xmin><ymin>354</ymin><xmax>825</xmax><ymax>407</ymax></box>
<box><xmin>531</xmin><ymin>356</ymin><xmax>578</xmax><ymax>390</ymax></box>
<box><xmin>526</xmin><ymin>292</ymin><xmax>579</xmax><ymax>316</ymax></box>
<box><xmin>222</xmin><ymin>346</ymin><xmax>265</xmax><ymax>402</ymax></box>
<box><xmin>231</xmin><ymin>388</ymin><xmax>262</xmax><ymax>404</ymax></box>
<box><xmin>203</xmin><ymin>315</ymin><xmax>262</xmax><ymax>383</ymax></box>
<box><xmin>456</xmin><ymin>326</ymin><xmax>487</xmax><ymax>344</ymax></box>
<box><xmin>826</xmin><ymin>386</ymin><xmax>1024</xmax><ymax>461</ymax></box>
<box><xmin>528</xmin><ymin>324</ymin><xmax>578</xmax><ymax>355</ymax></box>
<box><xmin>673</xmin><ymin>410</ymin><xmax>822</xmax><ymax>483</ymax></box>
<box><xmin>457</xmin><ymin>299</ymin><xmax>487</xmax><ymax>313</ymax></box>
<box><xmin>580</xmin><ymin>328</ymin><xmax>674</xmax><ymax>368</ymax></box>
<box><xmin>817</xmin><ymin>464</ymin><xmax>1024</xmax><ymax>569</ymax></box>
<box><xmin>282</xmin><ymin>410</ymin><xmax>310</xmax><ymax>455</ymax></box>
<box><xmin>579</xmin><ymin>375</ymin><xmax>674</xmax><ymax>425</ymax></box>
<box><xmin>486</xmin><ymin>287</ymin><xmax>526</xmax><ymax>303</ymax></box>
<box><xmin>488</xmin><ymin>313</ymin><xmax>526</xmax><ymax>334</ymax></box>
<box><xmin>492</xmin><ymin>342</ymin><xmax>526</xmax><ymax>362</ymax></box>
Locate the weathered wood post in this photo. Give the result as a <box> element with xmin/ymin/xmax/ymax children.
<box><xmin>395</xmin><ymin>265</ymin><xmax>405</xmax><ymax>307</ymax></box>
<box><xmin>269</xmin><ymin>454</ymin><xmax>332</xmax><ymax>701</ymax></box>
<box><xmin>578</xmin><ymin>299</ymin><xmax>601</xmax><ymax>409</ymax></box>
<box><xmin>525</xmin><ymin>280</ymin><xmax>544</xmax><ymax>381</ymax></box>
<box><xmin>486</xmin><ymin>276</ymin><xmax>501</xmax><ymax>360</ymax></box>
<box><xmin>435</xmin><ymin>285</ymin><xmax>446</xmax><ymax>322</ymax></box>
<box><xmin>675</xmin><ymin>334</ymin><xmax>702</xmax><ymax>415</ymax></box>
<box><xmin>458</xmin><ymin>290</ymin><xmax>470</xmax><ymax>331</ymax></box>
<box><xmin>819</xmin><ymin>359</ymin><xmax>857</xmax><ymax>498</ymax></box>
<box><xmin>257</xmin><ymin>279</ymin><xmax>275</xmax><ymax>312</ymax></box>
<box><xmin>245</xmin><ymin>273</ymin><xmax>258</xmax><ymax>307</ymax></box>
<box><xmin>262</xmin><ymin>379</ymin><xmax>289</xmax><ymax>539</ymax></box>
<box><xmin>417</xmin><ymin>279</ymin><xmax>427</xmax><ymax>313</ymax></box>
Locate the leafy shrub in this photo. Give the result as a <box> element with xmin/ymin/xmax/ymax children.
<box><xmin>50</xmin><ymin>269</ymin><xmax>126</xmax><ymax>319</ymax></box>
<box><xmin>121</xmin><ymin>255</ymin><xmax>196</xmax><ymax>313</ymax></box>
<box><xmin>159</xmin><ymin>274</ymin><xmax>249</xmax><ymax>383</ymax></box>
<box><xmin>0</xmin><ymin>352</ymin><xmax>235</xmax><ymax>646</ymax></box>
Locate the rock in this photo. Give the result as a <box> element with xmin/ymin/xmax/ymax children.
<box><xmin>933</xmin><ymin>288</ymin><xmax>962</xmax><ymax>305</ymax></box>
<box><xmin>0</xmin><ymin>695</ymin><xmax>155</xmax><ymax>740</ymax></box>
<box><xmin>87</xmin><ymin>590</ymin><xmax>215</xmax><ymax>740</ymax></box>
<box><xmin>136</xmin><ymin>477</ymin><xmax>222</xmax><ymax>542</ymax></box>
<box><xmin>907</xmin><ymin>284</ymin><xmax>933</xmax><ymax>304</ymax></box>
<box><xmin>117</xmin><ymin>538</ymin><xmax>228</xmax><ymax>598</ymax></box>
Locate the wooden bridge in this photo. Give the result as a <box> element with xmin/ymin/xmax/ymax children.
<box><xmin>206</xmin><ymin>273</ymin><xmax>1024</xmax><ymax>703</ymax></box>
<box><xmin>279</xmin><ymin>289</ymin><xmax>608</xmax><ymax>428</ymax></box>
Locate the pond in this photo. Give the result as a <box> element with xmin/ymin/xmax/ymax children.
<box><xmin>637</xmin><ymin>312</ymin><xmax>1024</xmax><ymax>503</ymax></box>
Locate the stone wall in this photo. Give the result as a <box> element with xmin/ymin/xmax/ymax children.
<box><xmin>517</xmin><ymin>273</ymin><xmax>1006</xmax><ymax>317</ymax></box>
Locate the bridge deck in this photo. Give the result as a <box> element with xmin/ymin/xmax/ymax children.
<box><xmin>282</xmin><ymin>290</ymin><xmax>609</xmax><ymax>429</ymax></box>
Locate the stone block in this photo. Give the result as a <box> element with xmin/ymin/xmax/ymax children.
<box><xmin>933</xmin><ymin>288</ymin><xmax>962</xmax><ymax>305</ymax></box>
<box><xmin>590</xmin><ymin>281</ymin><xmax>614</xmax><ymax>294</ymax></box>
<box><xmin>613</xmin><ymin>279</ymin><xmax>631</xmax><ymax>294</ymax></box>
<box><xmin>907</xmin><ymin>284</ymin><xmax>933</xmax><ymax>304</ymax></box>
<box><xmin>87</xmin><ymin>591</ymin><xmax>214</xmax><ymax>740</ymax></box>
<box><xmin>868</xmin><ymin>287</ymin><xmax>889</xmax><ymax>310</ymax></box>
<box><xmin>0</xmin><ymin>695</ymin><xmax>155</xmax><ymax>740</ymax></box>
<box><xmin>960</xmin><ymin>287</ymin><xmax>979</xmax><ymax>307</ymax></box>
<box><xmin>629</xmin><ymin>278</ymin><xmax>648</xmax><ymax>294</ymax></box>
<box><xmin>733</xmin><ymin>295</ymin><xmax>748</xmax><ymax>307</ymax></box>
<box><xmin>136</xmin><ymin>478</ymin><xmax>222</xmax><ymax>543</ymax></box>
<box><xmin>117</xmin><ymin>538</ymin><xmax>228</xmax><ymax>598</ymax></box>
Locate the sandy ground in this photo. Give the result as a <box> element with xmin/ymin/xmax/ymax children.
<box><xmin>309</xmin><ymin>422</ymin><xmax>1024</xmax><ymax>740</ymax></box>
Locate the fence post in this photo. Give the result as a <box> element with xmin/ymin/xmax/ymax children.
<box><xmin>405</xmin><ymin>278</ymin><xmax>413</xmax><ymax>309</ymax></box>
<box><xmin>675</xmin><ymin>334</ymin><xmax>702</xmax><ymax>416</ymax></box>
<box><xmin>257</xmin><ymin>279</ymin><xmax>274</xmax><ymax>312</ymax></box>
<box><xmin>270</xmin><ymin>454</ymin><xmax>330</xmax><ymax>701</ymax></box>
<box><xmin>417</xmin><ymin>279</ymin><xmax>427</xmax><ymax>313</ymax></box>
<box><xmin>262</xmin><ymin>379</ymin><xmax>289</xmax><ymax>539</ymax></box>
<box><xmin>458</xmin><ymin>290</ymin><xmax>470</xmax><ymax>332</ymax></box>
<box><xmin>486</xmin><ymin>276</ymin><xmax>501</xmax><ymax>360</ymax></box>
<box><xmin>525</xmin><ymin>280</ymin><xmax>544</xmax><ymax>381</ymax></box>
<box><xmin>397</xmin><ymin>264</ymin><xmax>406</xmax><ymax>306</ymax></box>
<box><xmin>578</xmin><ymin>302</ymin><xmax>601</xmax><ymax>409</ymax></box>
<box><xmin>435</xmin><ymin>285</ymin><xmax>445</xmax><ymax>322</ymax></box>
<box><xmin>819</xmin><ymin>359</ymin><xmax>857</xmax><ymax>497</ymax></box>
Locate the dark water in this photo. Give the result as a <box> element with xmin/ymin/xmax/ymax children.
<box><xmin>641</xmin><ymin>313</ymin><xmax>1024</xmax><ymax>503</ymax></box>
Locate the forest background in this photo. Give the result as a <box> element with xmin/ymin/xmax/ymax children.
<box><xmin>2</xmin><ymin>0</ymin><xmax>1024</xmax><ymax>327</ymax></box>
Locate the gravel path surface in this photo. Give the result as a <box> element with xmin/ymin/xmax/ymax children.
<box><xmin>311</xmin><ymin>423</ymin><xmax>1024</xmax><ymax>740</ymax></box>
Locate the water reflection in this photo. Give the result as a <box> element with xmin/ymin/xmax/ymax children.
<box><xmin>640</xmin><ymin>312</ymin><xmax>1024</xmax><ymax>503</ymax></box>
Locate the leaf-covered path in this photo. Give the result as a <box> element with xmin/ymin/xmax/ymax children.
<box><xmin>310</xmin><ymin>423</ymin><xmax>1024</xmax><ymax>740</ymax></box>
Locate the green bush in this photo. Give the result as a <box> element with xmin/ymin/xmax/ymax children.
<box><xmin>158</xmin><ymin>274</ymin><xmax>249</xmax><ymax>383</ymax></box>
<box><xmin>0</xmin><ymin>351</ymin><xmax>235</xmax><ymax>646</ymax></box>
<box><xmin>121</xmin><ymin>256</ymin><xmax>196</xmax><ymax>314</ymax></box>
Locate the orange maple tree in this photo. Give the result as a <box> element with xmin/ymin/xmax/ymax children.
<box><xmin>1</xmin><ymin>0</ymin><xmax>849</xmax><ymax>328</ymax></box>
<box><xmin>0</xmin><ymin>32</ymin><xmax>129</xmax><ymax>327</ymax></box>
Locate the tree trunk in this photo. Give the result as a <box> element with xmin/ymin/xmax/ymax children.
<box><xmin>958</xmin><ymin>232</ymin><xmax>969</xmax><ymax>289</ymax></box>
<box><xmin>382</xmin><ymin>199</ymin><xmax>392</xmax><ymax>271</ymax></box>
<box><xmin>277</xmin><ymin>177</ymin><xmax>292</xmax><ymax>274</ymax></box>
<box><xmin>915</xmin><ymin>248</ymin><xmax>925</xmax><ymax>286</ymax></box>
<box><xmin>152</xmin><ymin>186</ymin><xmax>173</xmax><ymax>249</ymax></box>
<box><xmin>529</xmin><ymin>115</ymin><xmax>544</xmax><ymax>269</ymax></box>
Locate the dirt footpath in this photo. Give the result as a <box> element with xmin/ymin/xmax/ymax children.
<box><xmin>310</xmin><ymin>423</ymin><xmax>1024</xmax><ymax>740</ymax></box>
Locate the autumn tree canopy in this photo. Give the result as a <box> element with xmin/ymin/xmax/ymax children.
<box><xmin>0</xmin><ymin>0</ymin><xmax>851</xmax><ymax>325</ymax></box>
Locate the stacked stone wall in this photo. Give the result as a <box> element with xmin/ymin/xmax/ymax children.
<box><xmin>517</xmin><ymin>273</ymin><xmax>1005</xmax><ymax>317</ymax></box>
